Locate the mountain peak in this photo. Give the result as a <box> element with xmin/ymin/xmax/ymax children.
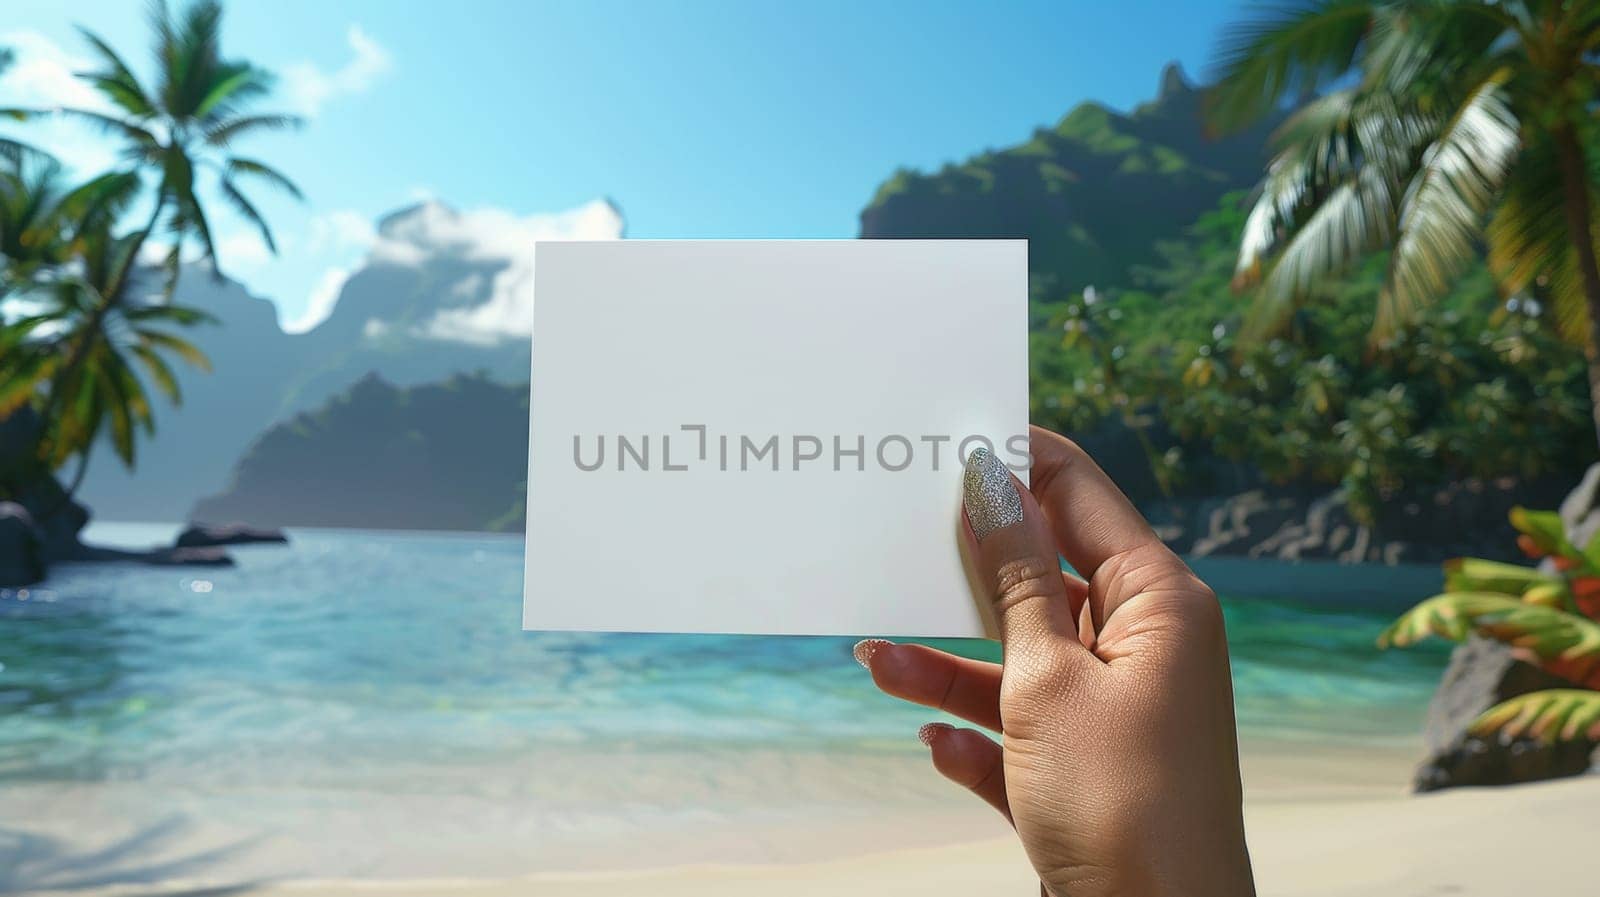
<box><xmin>1158</xmin><ymin>62</ymin><xmax>1193</xmax><ymax>99</ymax></box>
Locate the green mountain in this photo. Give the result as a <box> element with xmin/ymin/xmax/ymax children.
<box><xmin>858</xmin><ymin>64</ymin><xmax>1280</xmax><ymax>295</ymax></box>
<box><xmin>191</xmin><ymin>373</ymin><xmax>528</xmax><ymax>532</ymax></box>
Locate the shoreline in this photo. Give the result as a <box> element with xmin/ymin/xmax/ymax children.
<box><xmin>23</xmin><ymin>773</ymin><xmax>1600</xmax><ymax>897</ymax></box>
<box><xmin>19</xmin><ymin>736</ymin><xmax>1591</xmax><ymax>897</ymax></box>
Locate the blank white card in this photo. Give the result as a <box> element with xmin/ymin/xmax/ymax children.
<box><xmin>524</xmin><ymin>240</ymin><xmax>1027</xmax><ymax>637</ymax></box>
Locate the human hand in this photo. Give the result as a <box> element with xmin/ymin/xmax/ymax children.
<box><xmin>855</xmin><ymin>426</ymin><xmax>1254</xmax><ymax>896</ymax></box>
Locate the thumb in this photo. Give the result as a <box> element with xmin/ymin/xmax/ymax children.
<box><xmin>962</xmin><ymin>447</ymin><xmax>1089</xmax><ymax>662</ymax></box>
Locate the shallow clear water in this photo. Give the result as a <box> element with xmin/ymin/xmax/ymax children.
<box><xmin>0</xmin><ymin>524</ymin><xmax>1448</xmax><ymax>788</ymax></box>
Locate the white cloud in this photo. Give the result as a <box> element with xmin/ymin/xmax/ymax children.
<box><xmin>359</xmin><ymin>199</ymin><xmax>625</xmax><ymax>345</ymax></box>
<box><xmin>0</xmin><ymin>30</ymin><xmax>104</xmax><ymax>109</ymax></box>
<box><xmin>216</xmin><ymin>231</ymin><xmax>274</xmax><ymax>271</ymax></box>
<box><xmin>0</xmin><ymin>30</ymin><xmax>119</xmax><ymax>175</ymax></box>
<box><xmin>306</xmin><ymin>209</ymin><xmax>376</xmax><ymax>252</ymax></box>
<box><xmin>283</xmin><ymin>266</ymin><xmax>353</xmax><ymax>333</ymax></box>
<box><xmin>281</xmin><ymin>197</ymin><xmax>624</xmax><ymax>341</ymax></box>
<box><xmin>282</xmin><ymin>25</ymin><xmax>392</xmax><ymax>116</ymax></box>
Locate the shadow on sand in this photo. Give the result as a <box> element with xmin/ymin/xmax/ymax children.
<box><xmin>0</xmin><ymin>814</ymin><xmax>262</xmax><ymax>895</ymax></box>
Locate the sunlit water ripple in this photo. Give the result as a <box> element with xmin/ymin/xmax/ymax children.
<box><xmin>0</xmin><ymin>523</ymin><xmax>1449</xmax><ymax>789</ymax></box>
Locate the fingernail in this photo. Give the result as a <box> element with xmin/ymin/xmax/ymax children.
<box><xmin>918</xmin><ymin>722</ymin><xmax>952</xmax><ymax>746</ymax></box>
<box><xmin>853</xmin><ymin>638</ymin><xmax>892</xmax><ymax>669</ymax></box>
<box><xmin>963</xmin><ymin>447</ymin><xmax>1023</xmax><ymax>540</ymax></box>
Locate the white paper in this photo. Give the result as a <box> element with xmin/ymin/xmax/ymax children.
<box><xmin>523</xmin><ymin>240</ymin><xmax>1027</xmax><ymax>637</ymax></box>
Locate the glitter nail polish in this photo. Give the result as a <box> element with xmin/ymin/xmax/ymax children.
<box><xmin>963</xmin><ymin>447</ymin><xmax>1023</xmax><ymax>540</ymax></box>
<box><xmin>853</xmin><ymin>638</ymin><xmax>892</xmax><ymax>669</ymax></box>
<box><xmin>918</xmin><ymin>722</ymin><xmax>952</xmax><ymax>746</ymax></box>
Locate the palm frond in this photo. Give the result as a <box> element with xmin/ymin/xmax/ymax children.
<box><xmin>1379</xmin><ymin>591</ymin><xmax>1600</xmax><ymax>683</ymax></box>
<box><xmin>46</xmin><ymin>344</ymin><xmax>104</xmax><ymax>467</ymax></box>
<box><xmin>122</xmin><ymin>302</ymin><xmax>215</xmax><ymax>326</ymax></box>
<box><xmin>1510</xmin><ymin>506</ymin><xmax>1577</xmax><ymax>556</ymax></box>
<box><xmin>1248</xmin><ymin>163</ymin><xmax>1400</xmax><ymax>336</ymax></box>
<box><xmin>1208</xmin><ymin>0</ymin><xmax>1378</xmax><ymax>133</ymax></box>
<box><xmin>157</xmin><ymin>0</ymin><xmax>225</xmax><ymax>118</ymax></box>
<box><xmin>111</xmin><ymin>350</ymin><xmax>155</xmax><ymax>435</ymax></box>
<box><xmin>1472</xmin><ymin>689</ymin><xmax>1600</xmax><ymax>743</ymax></box>
<box><xmin>180</xmin><ymin>192</ymin><xmax>218</xmax><ymax>277</ymax></box>
<box><xmin>218</xmin><ymin>175</ymin><xmax>276</xmax><ymax>253</ymax></box>
<box><xmin>0</xmin><ymin>342</ymin><xmax>56</xmax><ymax>417</ymax></box>
<box><xmin>1235</xmin><ymin>150</ymin><xmax>1310</xmax><ymax>289</ymax></box>
<box><xmin>223</xmin><ymin>157</ymin><xmax>302</xmax><ymax>201</ymax></box>
<box><xmin>203</xmin><ymin>113</ymin><xmax>301</xmax><ymax>147</ymax></box>
<box><xmin>0</xmin><ymin>135</ymin><xmax>55</xmax><ymax>172</ymax></box>
<box><xmin>1521</xmin><ymin>581</ymin><xmax>1578</xmax><ymax>613</ymax></box>
<box><xmin>138</xmin><ymin>329</ymin><xmax>211</xmax><ymax>372</ymax></box>
<box><xmin>58</xmin><ymin>171</ymin><xmax>143</xmax><ymax>239</ymax></box>
<box><xmin>1361</xmin><ymin>1</ymin><xmax>1516</xmax><ymax>99</ymax></box>
<box><xmin>1235</xmin><ymin>88</ymin><xmax>1432</xmax><ymax>300</ymax></box>
<box><xmin>1233</xmin><ymin>92</ymin><xmax>1346</xmax><ymax>288</ymax></box>
<box><xmin>1442</xmin><ymin>556</ymin><xmax>1557</xmax><ymax>596</ymax></box>
<box><xmin>128</xmin><ymin>343</ymin><xmax>182</xmax><ymax>404</ymax></box>
<box><xmin>193</xmin><ymin>61</ymin><xmax>271</xmax><ymax>122</ymax></box>
<box><xmin>53</xmin><ymin>108</ymin><xmax>160</xmax><ymax>149</ymax></box>
<box><xmin>1379</xmin><ymin>69</ymin><xmax>1519</xmax><ymax>337</ymax></box>
<box><xmin>95</xmin><ymin>352</ymin><xmax>137</xmax><ymax>466</ymax></box>
<box><xmin>75</xmin><ymin>27</ymin><xmax>158</xmax><ymax>119</ymax></box>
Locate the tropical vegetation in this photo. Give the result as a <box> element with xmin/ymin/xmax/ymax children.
<box><xmin>1379</xmin><ymin>507</ymin><xmax>1600</xmax><ymax>744</ymax></box>
<box><xmin>0</xmin><ymin>0</ymin><xmax>299</xmax><ymax>504</ymax></box>
<box><xmin>1018</xmin><ymin>1</ymin><xmax>1600</xmax><ymax>520</ymax></box>
<box><xmin>1208</xmin><ymin>0</ymin><xmax>1600</xmax><ymax>441</ymax></box>
<box><xmin>1030</xmin><ymin>194</ymin><xmax>1595</xmax><ymax>521</ymax></box>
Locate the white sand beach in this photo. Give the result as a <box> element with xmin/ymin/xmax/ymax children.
<box><xmin>15</xmin><ymin>738</ymin><xmax>1596</xmax><ymax>897</ymax></box>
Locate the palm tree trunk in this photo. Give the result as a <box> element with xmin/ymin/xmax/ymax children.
<box><xmin>1553</xmin><ymin>124</ymin><xmax>1600</xmax><ymax>451</ymax></box>
<box><xmin>59</xmin><ymin>449</ymin><xmax>90</xmax><ymax>501</ymax></box>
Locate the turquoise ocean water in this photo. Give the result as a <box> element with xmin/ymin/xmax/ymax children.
<box><xmin>0</xmin><ymin>523</ymin><xmax>1449</xmax><ymax>788</ymax></box>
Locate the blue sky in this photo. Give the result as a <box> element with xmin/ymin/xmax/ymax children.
<box><xmin>3</xmin><ymin>0</ymin><xmax>1246</xmax><ymax>330</ymax></box>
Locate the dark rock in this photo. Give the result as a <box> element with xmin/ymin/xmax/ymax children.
<box><xmin>1412</xmin><ymin>637</ymin><xmax>1598</xmax><ymax>791</ymax></box>
<box><xmin>0</xmin><ymin>502</ymin><xmax>46</xmax><ymax>587</ymax></box>
<box><xmin>73</xmin><ymin>543</ymin><xmax>234</xmax><ymax>567</ymax></box>
<box><xmin>1558</xmin><ymin>462</ymin><xmax>1600</xmax><ymax>549</ymax></box>
<box><xmin>1</xmin><ymin>408</ymin><xmax>91</xmax><ymax>562</ymax></box>
<box><xmin>1144</xmin><ymin>474</ymin><xmax>1576</xmax><ymax>566</ymax></box>
<box><xmin>176</xmin><ymin>523</ymin><xmax>288</xmax><ymax>548</ymax></box>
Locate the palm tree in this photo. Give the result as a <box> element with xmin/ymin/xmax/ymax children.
<box><xmin>3</xmin><ymin>1</ymin><xmax>301</xmax><ymax>499</ymax></box>
<box><xmin>1</xmin><ymin>212</ymin><xmax>214</xmax><ymax>498</ymax></box>
<box><xmin>0</xmin><ymin>149</ymin><xmax>141</xmax><ymax>300</ymax></box>
<box><xmin>1209</xmin><ymin>1</ymin><xmax>1600</xmax><ymax>442</ymax></box>
<box><xmin>6</xmin><ymin>0</ymin><xmax>303</xmax><ymax>291</ymax></box>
